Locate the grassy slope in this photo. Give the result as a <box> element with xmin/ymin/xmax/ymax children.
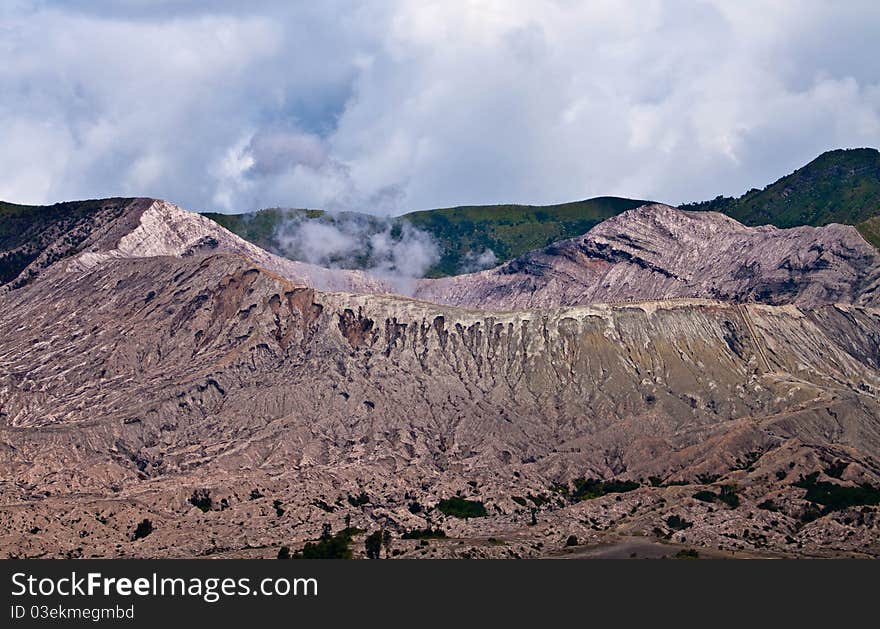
<box><xmin>206</xmin><ymin>147</ymin><xmax>880</xmax><ymax>275</ymax></box>
<box><xmin>5</xmin><ymin>149</ymin><xmax>877</xmax><ymax>283</ymax></box>
<box><xmin>0</xmin><ymin>199</ymin><xmax>121</xmax><ymax>284</ymax></box>
<box><xmin>205</xmin><ymin>196</ymin><xmax>651</xmax><ymax>277</ymax></box>
<box><xmin>401</xmin><ymin>196</ymin><xmax>650</xmax><ymax>276</ymax></box>
<box><xmin>858</xmin><ymin>216</ymin><xmax>880</xmax><ymax>249</ymax></box>
<box><xmin>203</xmin><ymin>208</ymin><xmax>326</xmax><ymax>254</ymax></box>
<box><xmin>680</xmin><ymin>148</ymin><xmax>880</xmax><ymax>229</ymax></box>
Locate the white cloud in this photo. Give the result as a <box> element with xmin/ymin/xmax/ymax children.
<box><xmin>1</xmin><ymin>1</ymin><xmax>879</xmax><ymax>212</ymax></box>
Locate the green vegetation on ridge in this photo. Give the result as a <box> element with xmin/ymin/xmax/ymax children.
<box><xmin>0</xmin><ymin>198</ymin><xmax>133</xmax><ymax>286</ymax></box>
<box><xmin>3</xmin><ymin>148</ymin><xmax>878</xmax><ymax>285</ymax></box>
<box><xmin>680</xmin><ymin>148</ymin><xmax>880</xmax><ymax>229</ymax></box>
<box><xmin>202</xmin><ymin>148</ymin><xmax>880</xmax><ymax>276</ymax></box>
<box><xmin>401</xmin><ymin>196</ymin><xmax>651</xmax><ymax>275</ymax></box>
<box><xmin>204</xmin><ymin>196</ymin><xmax>651</xmax><ymax>277</ymax></box>
<box><xmin>857</xmin><ymin>215</ymin><xmax>880</xmax><ymax>249</ymax></box>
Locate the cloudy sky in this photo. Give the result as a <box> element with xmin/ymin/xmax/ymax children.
<box><xmin>2</xmin><ymin>0</ymin><xmax>879</xmax><ymax>214</ymax></box>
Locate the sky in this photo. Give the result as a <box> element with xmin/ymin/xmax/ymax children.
<box><xmin>2</xmin><ymin>0</ymin><xmax>880</xmax><ymax>215</ymax></box>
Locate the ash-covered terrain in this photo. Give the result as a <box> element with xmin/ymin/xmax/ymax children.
<box><xmin>1</xmin><ymin>198</ymin><xmax>880</xmax><ymax>559</ymax></box>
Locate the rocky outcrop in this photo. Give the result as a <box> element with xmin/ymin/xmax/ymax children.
<box><xmin>413</xmin><ymin>204</ymin><xmax>880</xmax><ymax>309</ymax></box>
<box><xmin>3</xmin><ymin>198</ymin><xmax>394</xmax><ymax>295</ymax></box>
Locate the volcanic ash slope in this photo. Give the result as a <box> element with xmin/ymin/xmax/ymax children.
<box><xmin>0</xmin><ymin>198</ymin><xmax>879</xmax><ymax>558</ymax></box>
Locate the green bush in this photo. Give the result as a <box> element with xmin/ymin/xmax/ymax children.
<box><xmin>692</xmin><ymin>486</ymin><xmax>739</xmax><ymax>508</ymax></box>
<box><xmin>568</xmin><ymin>478</ymin><xmax>640</xmax><ymax>502</ymax></box>
<box><xmin>132</xmin><ymin>519</ymin><xmax>153</xmax><ymax>541</ymax></box>
<box><xmin>189</xmin><ymin>489</ymin><xmax>212</xmax><ymax>512</ymax></box>
<box><xmin>436</xmin><ymin>497</ymin><xmax>488</xmax><ymax>519</ymax></box>
<box><xmin>666</xmin><ymin>515</ymin><xmax>693</xmax><ymax>531</ymax></box>
<box><xmin>364</xmin><ymin>531</ymin><xmax>383</xmax><ymax>559</ymax></box>
<box><xmin>293</xmin><ymin>527</ymin><xmax>359</xmax><ymax>559</ymax></box>
<box><xmin>824</xmin><ymin>462</ymin><xmax>848</xmax><ymax>480</ymax></box>
<box><xmin>347</xmin><ymin>492</ymin><xmax>370</xmax><ymax>507</ymax></box>
<box><xmin>794</xmin><ymin>473</ymin><xmax>880</xmax><ymax>513</ymax></box>
<box><xmin>692</xmin><ymin>490</ymin><xmax>716</xmax><ymax>503</ymax></box>
<box><xmin>718</xmin><ymin>485</ymin><xmax>740</xmax><ymax>508</ymax></box>
<box><xmin>401</xmin><ymin>527</ymin><xmax>446</xmax><ymax>540</ymax></box>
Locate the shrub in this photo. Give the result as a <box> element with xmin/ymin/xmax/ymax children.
<box><xmin>401</xmin><ymin>527</ymin><xmax>446</xmax><ymax>540</ymax></box>
<box><xmin>674</xmin><ymin>548</ymin><xmax>700</xmax><ymax>559</ymax></box>
<box><xmin>312</xmin><ymin>500</ymin><xmax>335</xmax><ymax>513</ymax></box>
<box><xmin>757</xmin><ymin>499</ymin><xmax>779</xmax><ymax>512</ymax></box>
<box><xmin>824</xmin><ymin>462</ymin><xmax>848</xmax><ymax>479</ymax></box>
<box><xmin>132</xmin><ymin>519</ymin><xmax>153</xmax><ymax>541</ymax></box>
<box><xmin>565</xmin><ymin>535</ymin><xmax>578</xmax><ymax>547</ymax></box>
<box><xmin>528</xmin><ymin>494</ymin><xmax>549</xmax><ymax>507</ymax></box>
<box><xmin>293</xmin><ymin>527</ymin><xmax>358</xmax><ymax>559</ymax></box>
<box><xmin>666</xmin><ymin>515</ymin><xmax>693</xmax><ymax>531</ymax></box>
<box><xmin>733</xmin><ymin>451</ymin><xmax>763</xmax><ymax>472</ymax></box>
<box><xmin>277</xmin><ymin>546</ymin><xmax>290</xmax><ymax>559</ymax></box>
<box><xmin>436</xmin><ymin>497</ymin><xmax>488</xmax><ymax>519</ymax></box>
<box><xmin>189</xmin><ymin>489</ymin><xmax>212</xmax><ymax>512</ymax></box>
<box><xmin>569</xmin><ymin>478</ymin><xmax>640</xmax><ymax>502</ymax></box>
<box><xmin>794</xmin><ymin>473</ymin><xmax>880</xmax><ymax>513</ymax></box>
<box><xmin>718</xmin><ymin>485</ymin><xmax>740</xmax><ymax>508</ymax></box>
<box><xmin>365</xmin><ymin>531</ymin><xmax>383</xmax><ymax>559</ymax></box>
<box><xmin>693</xmin><ymin>486</ymin><xmax>739</xmax><ymax>508</ymax></box>
<box><xmin>511</xmin><ymin>496</ymin><xmax>528</xmax><ymax>507</ymax></box>
<box><xmin>693</xmin><ymin>490</ymin><xmax>716</xmax><ymax>503</ymax></box>
<box><xmin>347</xmin><ymin>492</ymin><xmax>370</xmax><ymax>507</ymax></box>
<box><xmin>800</xmin><ymin>505</ymin><xmax>822</xmax><ymax>524</ymax></box>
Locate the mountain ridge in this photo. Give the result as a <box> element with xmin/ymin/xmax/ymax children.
<box><xmin>412</xmin><ymin>204</ymin><xmax>880</xmax><ymax>310</ymax></box>
<box><xmin>2</xmin><ymin>175</ymin><xmax>880</xmax><ymax>558</ymax></box>
<box><xmin>680</xmin><ymin>147</ymin><xmax>880</xmax><ymax>234</ymax></box>
<box><xmin>2</xmin><ymin>237</ymin><xmax>879</xmax><ymax>556</ymax></box>
<box><xmin>203</xmin><ymin>195</ymin><xmax>652</xmax><ymax>277</ymax></box>
<box><xmin>198</xmin><ymin>148</ymin><xmax>880</xmax><ymax>278</ymax></box>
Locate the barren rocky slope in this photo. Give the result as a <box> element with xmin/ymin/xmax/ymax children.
<box><xmin>1</xmin><ymin>198</ymin><xmax>879</xmax><ymax>559</ymax></box>
<box><xmin>1</xmin><ymin>198</ymin><xmax>392</xmax><ymax>295</ymax></box>
<box><xmin>414</xmin><ymin>204</ymin><xmax>880</xmax><ymax>309</ymax></box>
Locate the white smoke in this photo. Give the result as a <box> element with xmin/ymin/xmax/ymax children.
<box><xmin>286</xmin><ymin>220</ymin><xmax>360</xmax><ymax>267</ymax></box>
<box><xmin>460</xmin><ymin>248</ymin><xmax>498</xmax><ymax>273</ymax></box>
<box><xmin>366</xmin><ymin>222</ymin><xmax>441</xmax><ymax>293</ymax></box>
<box><xmin>274</xmin><ymin>213</ymin><xmax>440</xmax><ymax>294</ymax></box>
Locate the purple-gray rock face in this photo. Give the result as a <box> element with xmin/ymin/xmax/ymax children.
<box><xmin>413</xmin><ymin>204</ymin><xmax>880</xmax><ymax>309</ymax></box>
<box><xmin>3</xmin><ymin>198</ymin><xmax>393</xmax><ymax>297</ymax></box>
<box><xmin>1</xmin><ymin>198</ymin><xmax>879</xmax><ymax>559</ymax></box>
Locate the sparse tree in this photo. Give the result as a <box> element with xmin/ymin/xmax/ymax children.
<box><xmin>365</xmin><ymin>530</ymin><xmax>382</xmax><ymax>559</ymax></box>
<box><xmin>382</xmin><ymin>529</ymin><xmax>392</xmax><ymax>558</ymax></box>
